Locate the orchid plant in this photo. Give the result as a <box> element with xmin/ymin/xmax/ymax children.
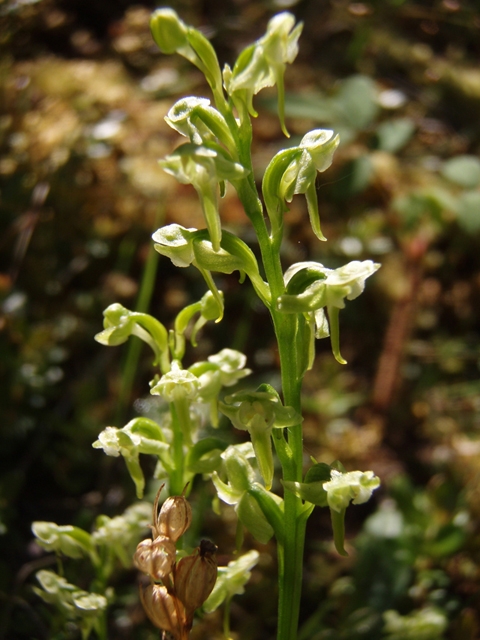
<box><xmin>32</xmin><ymin>9</ymin><xmax>380</xmax><ymax>640</ymax></box>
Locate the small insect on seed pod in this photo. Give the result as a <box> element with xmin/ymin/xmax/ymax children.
<box><xmin>134</xmin><ymin>535</ymin><xmax>176</xmax><ymax>581</ymax></box>
<box><xmin>140</xmin><ymin>583</ymin><xmax>185</xmax><ymax>635</ymax></box>
<box><xmin>154</xmin><ymin>485</ymin><xmax>192</xmax><ymax>542</ymax></box>
<box><xmin>174</xmin><ymin>539</ymin><xmax>218</xmax><ymax>626</ymax></box>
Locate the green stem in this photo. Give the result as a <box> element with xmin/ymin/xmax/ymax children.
<box><xmin>170</xmin><ymin>402</ymin><xmax>186</xmax><ymax>496</ymax></box>
<box><xmin>236</xmin><ymin>166</ymin><xmax>306</xmax><ymax>640</ymax></box>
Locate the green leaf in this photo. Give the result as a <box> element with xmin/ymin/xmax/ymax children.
<box><xmin>376</xmin><ymin>118</ymin><xmax>415</xmax><ymax>153</ymax></box>
<box><xmin>441</xmin><ymin>155</ymin><xmax>480</xmax><ymax>188</ymax></box>
<box><xmin>335</xmin><ymin>75</ymin><xmax>378</xmax><ymax>130</ymax></box>
<box><xmin>457</xmin><ymin>190</ymin><xmax>480</xmax><ymax>233</ymax></box>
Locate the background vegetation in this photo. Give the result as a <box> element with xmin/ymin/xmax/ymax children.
<box><xmin>1</xmin><ymin>0</ymin><xmax>479</xmax><ymax>638</ymax></box>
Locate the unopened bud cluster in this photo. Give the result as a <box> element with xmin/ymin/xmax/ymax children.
<box><xmin>134</xmin><ymin>486</ymin><xmax>217</xmax><ymax>638</ymax></box>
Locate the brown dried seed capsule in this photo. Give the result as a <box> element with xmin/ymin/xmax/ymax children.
<box><xmin>174</xmin><ymin>539</ymin><xmax>218</xmax><ymax>624</ymax></box>
<box><xmin>140</xmin><ymin>583</ymin><xmax>184</xmax><ymax>634</ymax></box>
<box><xmin>134</xmin><ymin>535</ymin><xmax>176</xmax><ymax>580</ymax></box>
<box><xmin>156</xmin><ymin>495</ymin><xmax>192</xmax><ymax>542</ymax></box>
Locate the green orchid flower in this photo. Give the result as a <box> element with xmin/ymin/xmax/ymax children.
<box><xmin>211</xmin><ymin>443</ymin><xmax>283</xmax><ymax>544</ymax></box>
<box><xmin>219</xmin><ymin>384</ymin><xmax>302</xmax><ymax>490</ymax></box>
<box><xmin>94</xmin><ymin>303</ymin><xmax>170</xmax><ymax>373</ymax></box>
<box><xmin>284</xmin><ymin>463</ymin><xmax>380</xmax><ymax>555</ymax></box>
<box><xmin>159</xmin><ymin>143</ymin><xmax>248</xmax><ymax>252</ymax></box>
<box><xmin>152</xmin><ymin>224</ymin><xmax>270</xmax><ymax>318</ymax></box>
<box><xmin>92</xmin><ymin>418</ymin><xmax>171</xmax><ymax>498</ymax></box>
<box><xmin>224</xmin><ymin>12</ymin><xmax>302</xmax><ymax>136</ymax></box>
<box><xmin>204</xmin><ymin>550</ymin><xmax>260</xmax><ymax>613</ymax></box>
<box><xmin>277</xmin><ymin>259</ymin><xmax>380</xmax><ymax>364</ymax></box>
<box><xmin>189</xmin><ymin>349</ymin><xmax>251</xmax><ymax>426</ymax></box>
<box><xmin>262</xmin><ymin>129</ymin><xmax>340</xmax><ymax>243</ymax></box>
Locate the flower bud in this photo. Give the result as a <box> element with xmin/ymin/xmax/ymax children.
<box><xmin>174</xmin><ymin>540</ymin><xmax>218</xmax><ymax>623</ymax></box>
<box><xmin>156</xmin><ymin>495</ymin><xmax>193</xmax><ymax>542</ymax></box>
<box><xmin>140</xmin><ymin>583</ymin><xmax>184</xmax><ymax>634</ymax></box>
<box><xmin>150</xmin><ymin>8</ymin><xmax>188</xmax><ymax>54</ymax></box>
<box><xmin>133</xmin><ymin>535</ymin><xmax>176</xmax><ymax>580</ymax></box>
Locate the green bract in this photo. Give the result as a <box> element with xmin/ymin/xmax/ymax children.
<box><xmin>159</xmin><ymin>143</ymin><xmax>248</xmax><ymax>252</ymax></box>
<box><xmin>263</xmin><ymin>129</ymin><xmax>340</xmax><ymax>242</ymax></box>
<box><xmin>224</xmin><ymin>12</ymin><xmax>302</xmax><ymax>136</ymax></box>
<box><xmin>219</xmin><ymin>384</ymin><xmax>301</xmax><ymax>489</ymax></box>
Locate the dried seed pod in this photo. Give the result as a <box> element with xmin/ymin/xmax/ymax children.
<box><xmin>134</xmin><ymin>535</ymin><xmax>176</xmax><ymax>580</ymax></box>
<box><xmin>140</xmin><ymin>583</ymin><xmax>184</xmax><ymax>635</ymax></box>
<box><xmin>156</xmin><ymin>494</ymin><xmax>192</xmax><ymax>542</ymax></box>
<box><xmin>174</xmin><ymin>539</ymin><xmax>218</xmax><ymax>625</ymax></box>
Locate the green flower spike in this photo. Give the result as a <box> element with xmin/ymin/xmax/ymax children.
<box><xmin>262</xmin><ymin>129</ymin><xmax>340</xmax><ymax>243</ymax></box>
<box><xmin>94</xmin><ymin>303</ymin><xmax>170</xmax><ymax>373</ymax></box>
<box><xmin>219</xmin><ymin>384</ymin><xmax>302</xmax><ymax>490</ymax></box>
<box><xmin>211</xmin><ymin>443</ymin><xmax>283</xmax><ymax>544</ymax></box>
<box><xmin>165</xmin><ymin>97</ymin><xmax>237</xmax><ymax>155</ymax></box>
<box><xmin>152</xmin><ymin>224</ymin><xmax>270</xmax><ymax>319</ymax></box>
<box><xmin>225</xmin><ymin>12</ymin><xmax>303</xmax><ymax>136</ymax></box>
<box><xmin>150</xmin><ymin>8</ymin><xmax>224</xmax><ymax>103</ymax></box>
<box><xmin>277</xmin><ymin>259</ymin><xmax>380</xmax><ymax>364</ymax></box>
<box><xmin>159</xmin><ymin>143</ymin><xmax>248</xmax><ymax>252</ymax></box>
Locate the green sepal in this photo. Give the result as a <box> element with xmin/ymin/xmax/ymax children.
<box><xmin>304</xmin><ymin>462</ymin><xmax>332</xmax><ymax>483</ymax></box>
<box><xmin>282</xmin><ymin>480</ymin><xmax>328</xmax><ymax>507</ymax></box>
